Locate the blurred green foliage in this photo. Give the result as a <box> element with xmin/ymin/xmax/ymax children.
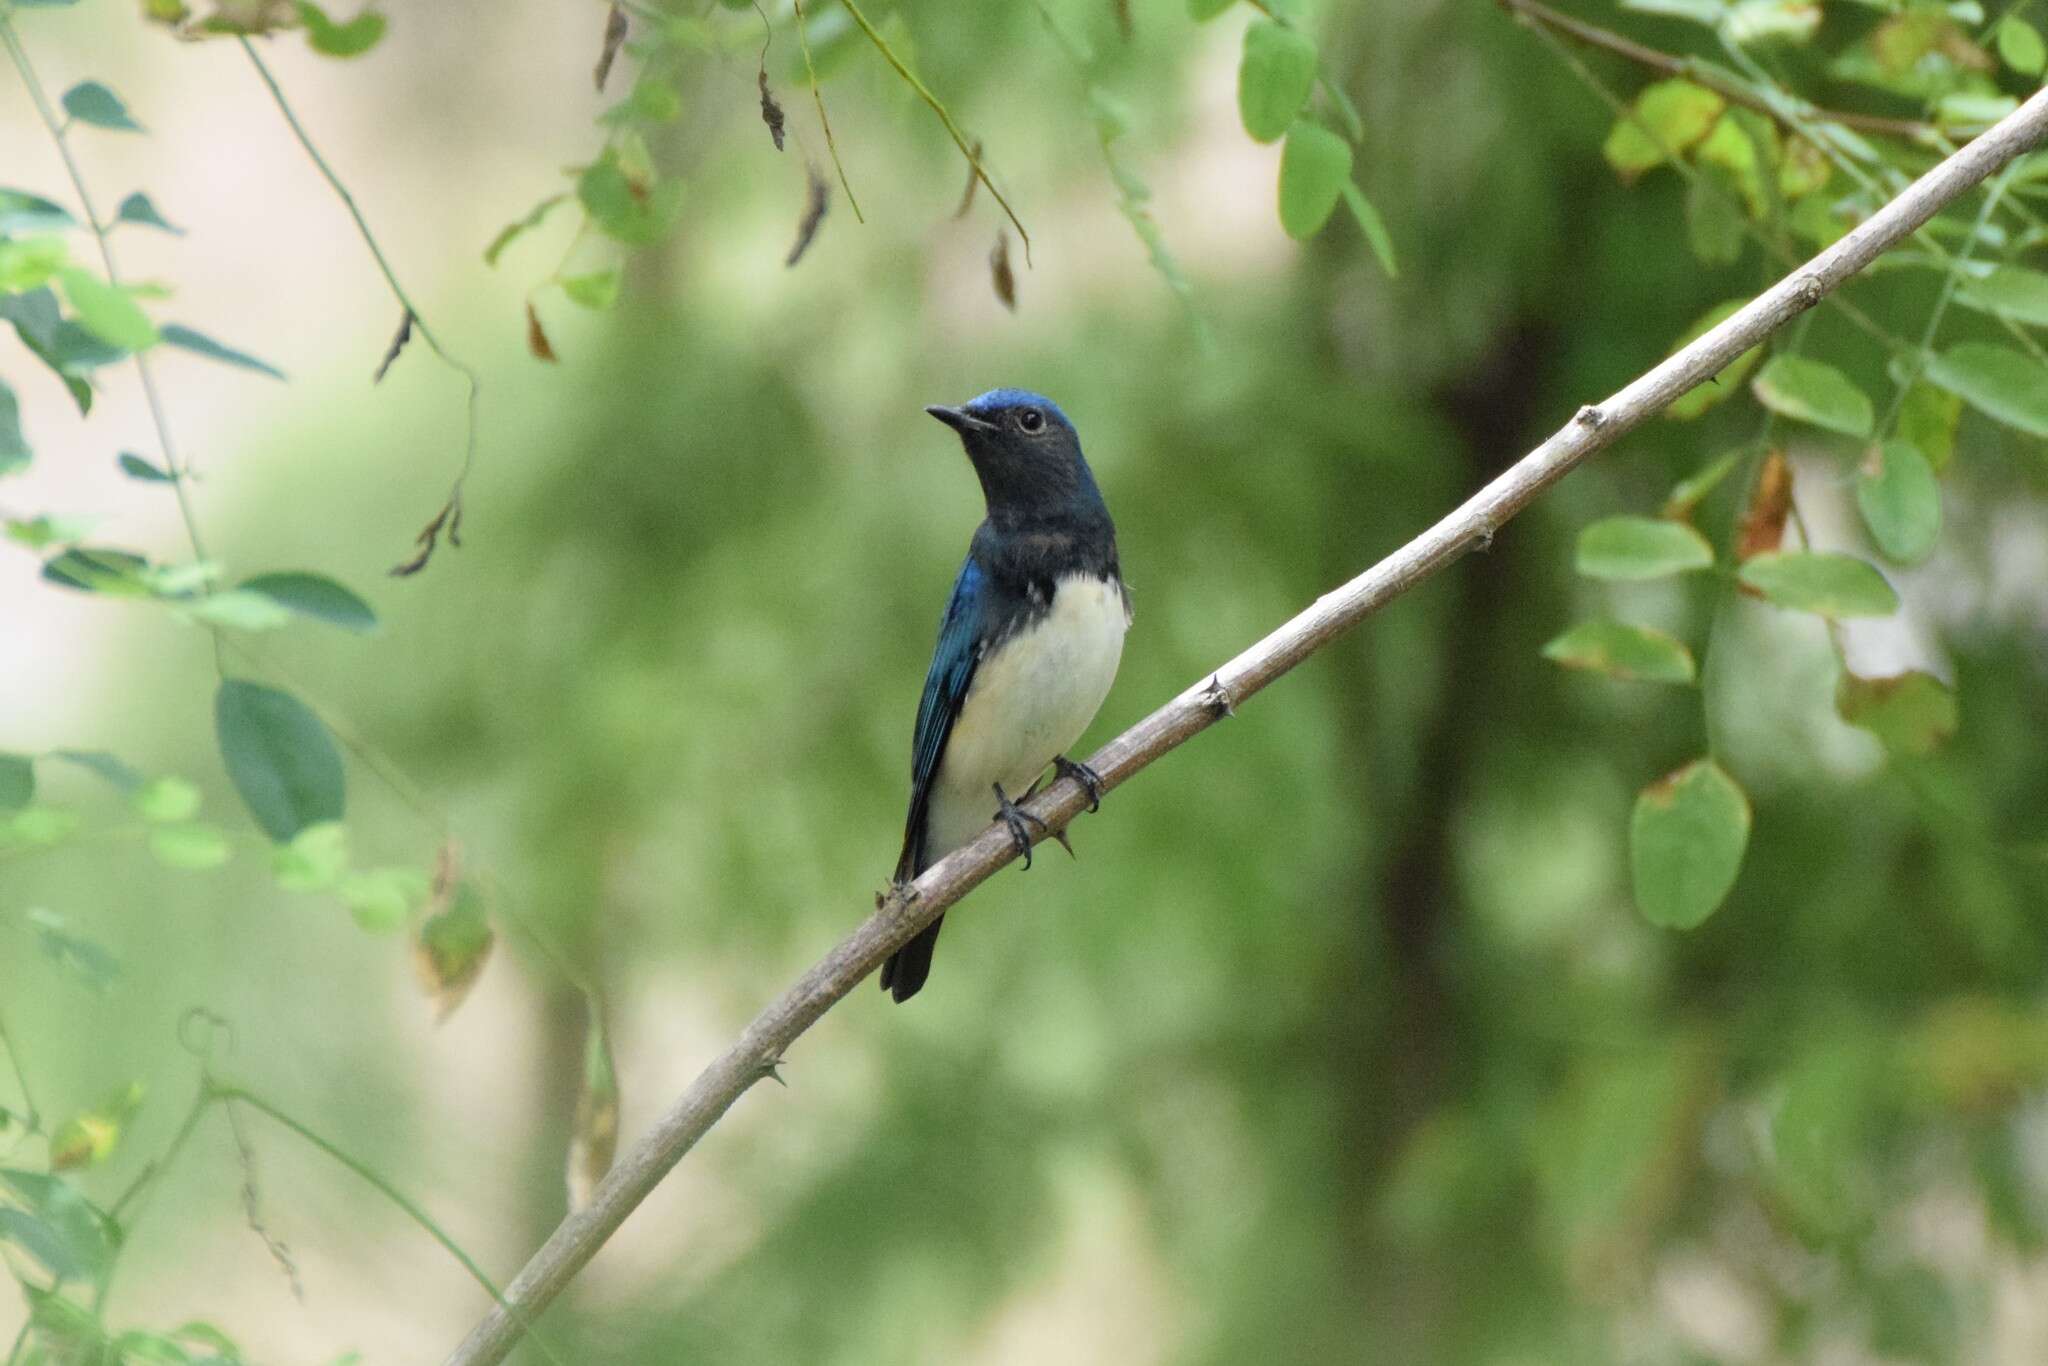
<box><xmin>4</xmin><ymin>0</ymin><xmax>2048</xmax><ymax>1362</ymax></box>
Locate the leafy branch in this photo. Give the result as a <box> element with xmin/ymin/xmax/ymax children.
<box><xmin>235</xmin><ymin>36</ymin><xmax>483</xmax><ymax>576</ymax></box>
<box><xmin>442</xmin><ymin>85</ymin><xmax>2048</xmax><ymax>1366</ymax></box>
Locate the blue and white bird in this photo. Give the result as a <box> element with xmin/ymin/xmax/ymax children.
<box><xmin>882</xmin><ymin>389</ymin><xmax>1131</xmax><ymax>1003</ymax></box>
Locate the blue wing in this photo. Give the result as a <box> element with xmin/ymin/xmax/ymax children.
<box><xmin>897</xmin><ymin>555</ymin><xmax>987</xmax><ymax>880</ymax></box>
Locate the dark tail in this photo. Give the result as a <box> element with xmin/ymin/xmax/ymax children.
<box><xmin>880</xmin><ymin>914</ymin><xmax>943</xmax><ymax>1003</ymax></box>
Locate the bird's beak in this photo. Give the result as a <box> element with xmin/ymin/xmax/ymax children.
<box><xmin>926</xmin><ymin>404</ymin><xmax>995</xmax><ymax>434</ymax></box>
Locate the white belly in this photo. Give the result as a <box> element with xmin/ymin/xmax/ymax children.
<box><xmin>925</xmin><ymin>573</ymin><xmax>1128</xmax><ymax>857</ymax></box>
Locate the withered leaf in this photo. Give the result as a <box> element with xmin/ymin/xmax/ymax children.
<box><xmin>526</xmin><ymin>301</ymin><xmax>558</xmax><ymax>363</ymax></box>
<box><xmin>595</xmin><ymin>4</ymin><xmax>628</xmax><ymax>92</ymax></box>
<box><xmin>566</xmin><ymin>999</ymin><xmax>620</xmax><ymax>1212</ymax></box>
<box><xmin>1112</xmin><ymin>0</ymin><xmax>1132</xmax><ymax>40</ymax></box>
<box><xmin>759</xmin><ymin>68</ymin><xmax>786</xmax><ymax>152</ymax></box>
<box><xmin>990</xmin><ymin>229</ymin><xmax>1017</xmax><ymax>312</ymax></box>
<box><xmin>391</xmin><ymin>493</ymin><xmax>458</xmax><ymax>576</ymax></box>
<box><xmin>373</xmin><ymin>307</ymin><xmax>413</xmax><ymax>383</ymax></box>
<box><xmin>786</xmin><ymin>164</ymin><xmax>829</xmax><ymax>267</ymax></box>
<box><xmin>412</xmin><ymin>847</ymin><xmax>492</xmax><ymax>1022</ymax></box>
<box><xmin>954</xmin><ymin>139</ymin><xmax>984</xmax><ymax>219</ymax></box>
<box><xmin>1736</xmin><ymin>450</ymin><xmax>1792</xmax><ymax>566</ymax></box>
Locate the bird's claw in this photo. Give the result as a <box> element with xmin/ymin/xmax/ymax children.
<box><xmin>992</xmin><ymin>782</ymin><xmax>1046</xmax><ymax>869</ymax></box>
<box><xmin>1052</xmin><ymin>755</ymin><xmax>1104</xmax><ymax>812</ymax></box>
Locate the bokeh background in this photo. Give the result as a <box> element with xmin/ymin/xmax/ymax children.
<box><xmin>5</xmin><ymin>0</ymin><xmax>2048</xmax><ymax>1362</ymax></box>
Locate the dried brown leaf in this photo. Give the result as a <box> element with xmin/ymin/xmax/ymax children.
<box><xmin>526</xmin><ymin>301</ymin><xmax>558</xmax><ymax>363</ymax></box>
<box><xmin>953</xmin><ymin>138</ymin><xmax>984</xmax><ymax>219</ymax></box>
<box><xmin>373</xmin><ymin>307</ymin><xmax>413</xmax><ymax>383</ymax></box>
<box><xmin>595</xmin><ymin>4</ymin><xmax>629</xmax><ymax>91</ymax></box>
<box><xmin>786</xmin><ymin>164</ymin><xmax>829</xmax><ymax>267</ymax></box>
<box><xmin>759</xmin><ymin>68</ymin><xmax>786</xmax><ymax>152</ymax></box>
<box><xmin>1736</xmin><ymin>450</ymin><xmax>1792</xmax><ymax>565</ymax></box>
<box><xmin>990</xmin><ymin>229</ymin><xmax>1016</xmax><ymax>311</ymax></box>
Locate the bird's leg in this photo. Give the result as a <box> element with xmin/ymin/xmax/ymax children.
<box><xmin>1052</xmin><ymin>755</ymin><xmax>1104</xmax><ymax>813</ymax></box>
<box><xmin>992</xmin><ymin>782</ymin><xmax>1047</xmax><ymax>869</ymax></box>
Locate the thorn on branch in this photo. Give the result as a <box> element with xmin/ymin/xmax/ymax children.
<box><xmin>595</xmin><ymin>5</ymin><xmax>628</xmax><ymax>92</ymax></box>
<box><xmin>1471</xmin><ymin>524</ymin><xmax>1496</xmax><ymax>553</ymax></box>
<box><xmin>758</xmin><ymin>1056</ymin><xmax>788</xmax><ymax>1088</ymax></box>
<box><xmin>1793</xmin><ymin>272</ymin><xmax>1825</xmax><ymax>311</ymax></box>
<box><xmin>373</xmin><ymin>307</ymin><xmax>414</xmax><ymax>383</ymax></box>
<box><xmin>786</xmin><ymin>164</ymin><xmax>829</xmax><ymax>267</ymax></box>
<box><xmin>1575</xmin><ymin>403</ymin><xmax>1605</xmax><ymax>428</ymax></box>
<box><xmin>1202</xmin><ymin>674</ymin><xmax>1236</xmax><ymax>718</ymax></box>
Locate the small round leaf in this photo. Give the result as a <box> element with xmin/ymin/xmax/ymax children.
<box><xmin>1855</xmin><ymin>440</ymin><xmax>1941</xmax><ymax>564</ymax></box>
<box><xmin>1277</xmin><ymin>120</ymin><xmax>1351</xmax><ymax>240</ymax></box>
<box><xmin>1631</xmin><ymin>759</ymin><xmax>1751</xmax><ymax>930</ymax></box>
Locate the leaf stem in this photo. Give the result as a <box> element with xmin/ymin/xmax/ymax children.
<box><xmin>217</xmin><ymin>1083</ymin><xmax>568</xmax><ymax>1366</ymax></box>
<box><xmin>835</xmin><ymin>0</ymin><xmax>1031</xmax><ymax>261</ymax></box>
<box><xmin>790</xmin><ymin>0</ymin><xmax>863</xmax><ymax>221</ymax></box>
<box><xmin>236</xmin><ymin>38</ymin><xmax>483</xmax><ymax>546</ymax></box>
<box><xmin>0</xmin><ymin>1011</ymin><xmax>40</xmax><ymax>1131</ymax></box>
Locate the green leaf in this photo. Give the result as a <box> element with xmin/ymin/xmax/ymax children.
<box><xmin>295</xmin><ymin>1</ymin><xmax>388</xmax><ymax>56</ymax></box>
<box><xmin>0</xmin><ymin>235</ymin><xmax>70</xmax><ymax>292</ymax></box>
<box><xmin>160</xmin><ymin>324</ymin><xmax>286</xmax><ymax>380</ymax></box>
<box><xmin>1924</xmin><ymin>343</ymin><xmax>2048</xmax><ymax>437</ymax></box>
<box><xmin>1684</xmin><ymin>168</ymin><xmax>1746</xmax><ymax>265</ymax></box>
<box><xmin>0</xmin><ymin>754</ymin><xmax>33</xmax><ymax>809</ymax></box>
<box><xmin>42</xmin><ymin>546</ymin><xmax>151</xmax><ymax>594</ymax></box>
<box><xmin>56</xmin><ymin>267</ymin><xmax>158</xmax><ymax>352</ymax></box>
<box><xmin>132</xmin><ymin>775</ymin><xmax>200</xmax><ymax>822</ymax></box>
<box><xmin>272</xmin><ymin>819</ymin><xmax>347</xmax><ymax>891</ymax></box>
<box><xmin>1838</xmin><ymin>670</ymin><xmax>1958</xmax><ymax>757</ymax></box>
<box><xmin>1662</xmin><ymin>449</ymin><xmax>1745</xmax><ymax>520</ymax></box>
<box><xmin>25</xmin><ymin>908</ymin><xmax>119</xmax><ymax>992</ymax></box>
<box><xmin>0</xmin><ymin>1169</ymin><xmax>117</xmax><ymax>1282</ymax></box>
<box><xmin>1630</xmin><ymin>758</ymin><xmax>1751</xmax><ymax>929</ymax></box>
<box><xmin>0</xmin><ymin>287</ymin><xmax>117</xmax><ymax>412</ymax></box>
<box><xmin>1738</xmin><ymin>550</ymin><xmax>1899</xmax><ymax>617</ymax></box>
<box><xmin>119</xmin><ymin>452</ymin><xmax>173</xmax><ymax>482</ymax></box>
<box><xmin>61</xmin><ymin>81</ymin><xmax>143</xmax><ymax>132</ymax></box>
<box><xmin>215</xmin><ymin>678</ymin><xmax>345</xmax><ymax>842</ymax></box>
<box><xmin>1542</xmin><ymin>620</ymin><xmax>1697</xmax><ymax>684</ymax></box>
<box><xmin>0</xmin><ymin>379</ymin><xmax>26</xmax><ymax>477</ymax></box>
<box><xmin>1277</xmin><ymin>120</ymin><xmax>1351</xmax><ymax>239</ymax></box>
<box><xmin>1340</xmin><ymin>183</ymin><xmax>1398</xmax><ymax>278</ymax></box>
<box><xmin>1955</xmin><ymin>264</ymin><xmax>2048</xmax><ymax>327</ymax></box>
<box><xmin>577</xmin><ymin>149</ymin><xmax>686</xmax><ymax>247</ymax></box>
<box><xmin>1574</xmin><ymin>515</ymin><xmax>1715</xmax><ymax>580</ymax></box>
<box><xmin>50</xmin><ymin>749</ymin><xmax>141</xmax><ymax>792</ymax></box>
<box><xmin>415</xmin><ymin>882</ymin><xmax>493</xmax><ymax>1019</ymax></box>
<box><xmin>0</xmin><ymin>188</ymin><xmax>76</xmax><ymax>235</ymax></box>
<box><xmin>567</xmin><ymin>998</ymin><xmax>620</xmax><ymax>1211</ymax></box>
<box><xmin>4</xmin><ymin>806</ymin><xmax>76</xmax><ymax>845</ymax></box>
<box><xmin>6</xmin><ymin>514</ymin><xmax>95</xmax><ymax>549</ymax></box>
<box><xmin>559</xmin><ymin>268</ymin><xmax>623</xmax><ymax>311</ymax></box>
<box><xmin>178</xmin><ymin>589</ymin><xmax>295</xmax><ymax>632</ymax></box>
<box><xmin>1855</xmin><ymin>440</ymin><xmax>1941</xmax><ymax>564</ymax></box>
<box><xmin>1665</xmin><ymin>299</ymin><xmax>1765</xmax><ymax>419</ymax></box>
<box><xmin>483</xmin><ymin>193</ymin><xmax>567</xmax><ymax>266</ymax></box>
<box><xmin>49</xmin><ymin>1082</ymin><xmax>143</xmax><ymax>1171</ymax></box>
<box><xmin>114</xmin><ymin>191</ymin><xmax>182</xmax><ymax>235</ymax></box>
<box><xmin>1999</xmin><ymin>15</ymin><xmax>2047</xmax><ymax>73</ymax></box>
<box><xmin>149</xmin><ymin>822</ymin><xmax>231</xmax><ymax>870</ymax></box>
<box><xmin>240</xmin><ymin>571</ymin><xmax>377</xmax><ymax>633</ymax></box>
<box><xmin>1602</xmin><ymin>79</ymin><xmax>1724</xmax><ymax>177</ymax></box>
<box><xmin>1751</xmin><ymin>354</ymin><xmax>1874</xmax><ymax>436</ymax></box>
<box><xmin>1898</xmin><ymin>380</ymin><xmax>1962</xmax><ymax>472</ymax></box>
<box><xmin>1238</xmin><ymin>20</ymin><xmax>1318</xmax><ymax>144</ymax></box>
<box><xmin>339</xmin><ymin>866</ymin><xmax>428</xmax><ymax>933</ymax></box>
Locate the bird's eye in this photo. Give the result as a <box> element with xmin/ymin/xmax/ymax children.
<box><xmin>1018</xmin><ymin>409</ymin><xmax>1044</xmax><ymax>433</ymax></box>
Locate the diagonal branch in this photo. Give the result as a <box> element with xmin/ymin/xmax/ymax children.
<box><xmin>1499</xmin><ymin>0</ymin><xmax>1939</xmax><ymax>142</ymax></box>
<box><xmin>443</xmin><ymin>85</ymin><xmax>2048</xmax><ymax>1366</ymax></box>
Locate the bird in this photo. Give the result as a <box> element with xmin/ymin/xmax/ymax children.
<box><xmin>882</xmin><ymin>389</ymin><xmax>1132</xmax><ymax>1004</ymax></box>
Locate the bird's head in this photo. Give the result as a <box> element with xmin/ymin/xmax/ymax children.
<box><xmin>925</xmin><ymin>389</ymin><xmax>1103</xmax><ymax>526</ymax></box>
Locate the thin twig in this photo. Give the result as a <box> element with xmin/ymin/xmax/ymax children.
<box><xmin>791</xmin><ymin>0</ymin><xmax>863</xmax><ymax>221</ymax></box>
<box><xmin>0</xmin><ymin>1012</ymin><xmax>38</xmax><ymax>1130</ymax></box>
<box><xmin>237</xmin><ymin>37</ymin><xmax>483</xmax><ymax>566</ymax></box>
<box><xmin>836</xmin><ymin>0</ymin><xmax>1031</xmax><ymax>262</ymax></box>
<box><xmin>1499</xmin><ymin>0</ymin><xmax>1937</xmax><ymax>141</ymax></box>
<box><xmin>443</xmin><ymin>81</ymin><xmax>2048</xmax><ymax>1366</ymax></box>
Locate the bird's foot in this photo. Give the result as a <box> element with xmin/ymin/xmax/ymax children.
<box><xmin>1052</xmin><ymin>755</ymin><xmax>1104</xmax><ymax>813</ymax></box>
<box><xmin>992</xmin><ymin>782</ymin><xmax>1046</xmax><ymax>869</ymax></box>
